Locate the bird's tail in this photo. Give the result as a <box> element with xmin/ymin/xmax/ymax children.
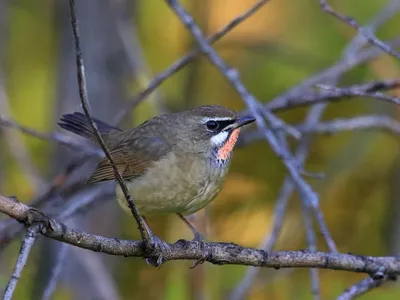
<box><xmin>58</xmin><ymin>112</ymin><xmax>120</xmax><ymax>140</ymax></box>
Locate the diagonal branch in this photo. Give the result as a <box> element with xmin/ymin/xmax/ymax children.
<box><xmin>68</xmin><ymin>0</ymin><xmax>150</xmax><ymax>244</ymax></box>
<box><xmin>336</xmin><ymin>276</ymin><xmax>393</xmax><ymax>300</ymax></box>
<box><xmin>319</xmin><ymin>0</ymin><xmax>400</xmax><ymax>60</ymax></box>
<box><xmin>3</xmin><ymin>224</ymin><xmax>40</xmax><ymax>300</ymax></box>
<box><xmin>164</xmin><ymin>0</ymin><xmax>320</xmax><ymax>214</ymax></box>
<box><xmin>112</xmin><ymin>0</ymin><xmax>271</xmax><ymax>125</ymax></box>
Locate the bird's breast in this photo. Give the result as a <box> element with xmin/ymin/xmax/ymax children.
<box><xmin>116</xmin><ymin>152</ymin><xmax>230</xmax><ymax>216</ymax></box>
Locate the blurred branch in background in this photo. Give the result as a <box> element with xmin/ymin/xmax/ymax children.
<box><xmin>110</xmin><ymin>0</ymin><xmax>168</xmax><ymax>116</ymax></box>
<box><xmin>112</xmin><ymin>0</ymin><xmax>270</xmax><ymax>125</ymax></box>
<box><xmin>232</xmin><ymin>104</ymin><xmax>329</xmax><ymax>300</ymax></box>
<box><xmin>163</xmin><ymin>1</ymin><xmax>337</xmax><ymax>260</ymax></box>
<box><xmin>320</xmin><ymin>0</ymin><xmax>400</xmax><ymax>60</ymax></box>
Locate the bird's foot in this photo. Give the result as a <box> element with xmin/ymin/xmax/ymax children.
<box><xmin>190</xmin><ymin>232</ymin><xmax>210</xmax><ymax>269</ymax></box>
<box><xmin>145</xmin><ymin>234</ymin><xmax>170</xmax><ymax>268</ymax></box>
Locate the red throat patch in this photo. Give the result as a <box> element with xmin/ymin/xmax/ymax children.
<box><xmin>217</xmin><ymin>128</ymin><xmax>241</xmax><ymax>160</ymax></box>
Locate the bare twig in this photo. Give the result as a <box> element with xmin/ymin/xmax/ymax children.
<box><xmin>240</xmin><ymin>115</ymin><xmax>400</xmax><ymax>146</ymax></box>
<box><xmin>231</xmin><ymin>104</ymin><xmax>329</xmax><ymax>300</ymax></box>
<box><xmin>267</xmin><ymin>78</ymin><xmax>400</xmax><ymax>112</ymax></box>
<box><xmin>110</xmin><ymin>0</ymin><xmax>167</xmax><ymax>115</ymax></box>
<box><xmin>0</xmin><ymin>114</ymin><xmax>103</xmax><ymax>157</ymax></box>
<box><xmin>267</xmin><ymin>38</ymin><xmax>400</xmax><ymax>111</ymax></box>
<box><xmin>0</xmin><ymin>194</ymin><xmax>399</xmax><ymax>275</ymax></box>
<box><xmin>3</xmin><ymin>224</ymin><xmax>40</xmax><ymax>300</ymax></box>
<box><xmin>302</xmin><ymin>115</ymin><xmax>400</xmax><ymax>135</ymax></box>
<box><xmin>68</xmin><ymin>0</ymin><xmax>150</xmax><ymax>244</ymax></box>
<box><xmin>230</xmin><ymin>9</ymin><xmax>398</xmax><ymax>292</ymax></box>
<box><xmin>316</xmin><ymin>84</ymin><xmax>400</xmax><ymax>105</ymax></box>
<box><xmin>112</xmin><ymin>0</ymin><xmax>270</xmax><ymax>125</ymax></box>
<box><xmin>336</xmin><ymin>276</ymin><xmax>390</xmax><ymax>300</ymax></box>
<box><xmin>342</xmin><ymin>0</ymin><xmax>400</xmax><ymax>57</ymax></box>
<box><xmin>0</xmin><ymin>184</ymin><xmax>113</xmax><ymax>252</ymax></box>
<box><xmin>319</xmin><ymin>0</ymin><xmax>400</xmax><ymax>60</ymax></box>
<box><xmin>302</xmin><ymin>203</ymin><xmax>320</xmax><ymax>300</ymax></box>
<box><xmin>165</xmin><ymin>0</ymin><xmax>318</xmax><ymax>212</ymax></box>
<box><xmin>1</xmin><ymin>80</ymin><xmax>398</xmax><ymax>159</ymax></box>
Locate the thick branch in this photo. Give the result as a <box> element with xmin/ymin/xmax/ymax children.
<box><xmin>1</xmin><ymin>195</ymin><xmax>400</xmax><ymax>275</ymax></box>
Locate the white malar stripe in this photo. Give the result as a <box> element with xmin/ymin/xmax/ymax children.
<box><xmin>201</xmin><ymin>117</ymin><xmax>234</xmax><ymax>124</ymax></box>
<box><xmin>210</xmin><ymin>131</ymin><xmax>229</xmax><ymax>147</ymax></box>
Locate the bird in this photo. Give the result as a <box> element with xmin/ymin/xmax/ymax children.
<box><xmin>58</xmin><ymin>105</ymin><xmax>255</xmax><ymax>261</ymax></box>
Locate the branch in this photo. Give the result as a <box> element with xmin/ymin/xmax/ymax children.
<box><xmin>164</xmin><ymin>0</ymin><xmax>320</xmax><ymax>216</ymax></box>
<box><xmin>336</xmin><ymin>276</ymin><xmax>393</xmax><ymax>300</ymax></box>
<box><xmin>266</xmin><ymin>79</ymin><xmax>400</xmax><ymax>112</ymax></box>
<box><xmin>266</xmin><ymin>39</ymin><xmax>400</xmax><ymax>111</ymax></box>
<box><xmin>0</xmin><ymin>195</ymin><xmax>400</xmax><ymax>275</ymax></box>
<box><xmin>68</xmin><ymin>0</ymin><xmax>150</xmax><ymax>244</ymax></box>
<box><xmin>0</xmin><ymin>115</ymin><xmax>103</xmax><ymax>157</ymax></box>
<box><xmin>319</xmin><ymin>0</ymin><xmax>400</xmax><ymax>60</ymax></box>
<box><xmin>239</xmin><ymin>115</ymin><xmax>400</xmax><ymax>147</ymax></box>
<box><xmin>231</xmin><ymin>105</ymin><xmax>326</xmax><ymax>300</ymax></box>
<box><xmin>113</xmin><ymin>0</ymin><xmax>270</xmax><ymax>125</ymax></box>
<box><xmin>300</xmin><ymin>115</ymin><xmax>400</xmax><ymax>135</ymax></box>
<box><xmin>316</xmin><ymin>83</ymin><xmax>400</xmax><ymax>105</ymax></box>
<box><xmin>3</xmin><ymin>224</ymin><xmax>40</xmax><ymax>300</ymax></box>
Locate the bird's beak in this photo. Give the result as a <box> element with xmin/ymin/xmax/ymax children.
<box><xmin>223</xmin><ymin>115</ymin><xmax>256</xmax><ymax>131</ymax></box>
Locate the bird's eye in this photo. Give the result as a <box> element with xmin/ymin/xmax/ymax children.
<box><xmin>206</xmin><ymin>120</ymin><xmax>219</xmax><ymax>131</ymax></box>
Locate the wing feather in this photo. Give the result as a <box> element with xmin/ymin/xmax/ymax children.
<box><xmin>87</xmin><ymin>135</ymin><xmax>171</xmax><ymax>183</ymax></box>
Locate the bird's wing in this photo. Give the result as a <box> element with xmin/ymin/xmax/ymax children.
<box><xmin>87</xmin><ymin>135</ymin><xmax>172</xmax><ymax>183</ymax></box>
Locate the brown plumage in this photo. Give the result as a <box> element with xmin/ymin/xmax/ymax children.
<box><xmin>58</xmin><ymin>105</ymin><xmax>254</xmax><ymax>220</ymax></box>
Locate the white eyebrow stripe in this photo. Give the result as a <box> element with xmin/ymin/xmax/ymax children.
<box><xmin>200</xmin><ymin>117</ymin><xmax>234</xmax><ymax>124</ymax></box>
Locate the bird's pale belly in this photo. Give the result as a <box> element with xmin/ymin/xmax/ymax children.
<box><xmin>116</xmin><ymin>152</ymin><xmax>229</xmax><ymax>216</ymax></box>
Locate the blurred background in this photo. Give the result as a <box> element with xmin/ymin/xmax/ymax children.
<box><xmin>1</xmin><ymin>0</ymin><xmax>400</xmax><ymax>299</ymax></box>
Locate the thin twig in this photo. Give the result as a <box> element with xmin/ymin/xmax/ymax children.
<box><xmin>3</xmin><ymin>225</ymin><xmax>40</xmax><ymax>300</ymax></box>
<box><xmin>319</xmin><ymin>0</ymin><xmax>400</xmax><ymax>60</ymax></box>
<box><xmin>112</xmin><ymin>0</ymin><xmax>270</xmax><ymax>125</ymax></box>
<box><xmin>301</xmin><ymin>115</ymin><xmax>400</xmax><ymax>135</ymax></box>
<box><xmin>1</xmin><ymin>80</ymin><xmax>398</xmax><ymax>159</ymax></box>
<box><xmin>336</xmin><ymin>276</ymin><xmax>390</xmax><ymax>300</ymax></box>
<box><xmin>110</xmin><ymin>0</ymin><xmax>167</xmax><ymax>115</ymax></box>
<box><xmin>302</xmin><ymin>202</ymin><xmax>320</xmax><ymax>300</ymax></box>
<box><xmin>68</xmin><ymin>0</ymin><xmax>150</xmax><ymax>244</ymax></box>
<box><xmin>267</xmin><ymin>38</ymin><xmax>400</xmax><ymax>111</ymax></box>
<box><xmin>267</xmin><ymin>77</ymin><xmax>400</xmax><ymax>112</ymax></box>
<box><xmin>165</xmin><ymin>0</ymin><xmax>319</xmax><ymax>215</ymax></box>
<box><xmin>229</xmin><ymin>108</ymin><xmax>322</xmax><ymax>299</ymax></box>
<box><xmin>342</xmin><ymin>0</ymin><xmax>400</xmax><ymax>58</ymax></box>
<box><xmin>230</xmin><ymin>13</ymin><xmax>398</xmax><ymax>292</ymax></box>
<box><xmin>316</xmin><ymin>84</ymin><xmax>400</xmax><ymax>105</ymax></box>
<box><xmin>0</xmin><ymin>115</ymin><xmax>103</xmax><ymax>157</ymax></box>
<box><xmin>239</xmin><ymin>115</ymin><xmax>400</xmax><ymax>146</ymax></box>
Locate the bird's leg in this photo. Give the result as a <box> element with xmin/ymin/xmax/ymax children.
<box><xmin>142</xmin><ymin>216</ymin><xmax>170</xmax><ymax>267</ymax></box>
<box><xmin>177</xmin><ymin>213</ymin><xmax>210</xmax><ymax>268</ymax></box>
<box><xmin>177</xmin><ymin>213</ymin><xmax>205</xmax><ymax>241</ymax></box>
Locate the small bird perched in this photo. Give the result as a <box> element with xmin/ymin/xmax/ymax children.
<box><xmin>58</xmin><ymin>105</ymin><xmax>255</xmax><ymax>255</ymax></box>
